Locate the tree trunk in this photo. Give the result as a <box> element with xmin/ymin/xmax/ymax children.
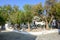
<box><xmin>49</xmin><ymin>16</ymin><xmax>54</xmax><ymax>26</ymax></box>
<box><xmin>27</xmin><ymin>22</ymin><xmax>30</xmax><ymax>32</ymax></box>
<box><xmin>45</xmin><ymin>17</ymin><xmax>49</xmax><ymax>30</ymax></box>
<box><xmin>45</xmin><ymin>21</ymin><xmax>49</xmax><ymax>29</ymax></box>
<box><xmin>18</xmin><ymin>24</ymin><xmax>20</xmax><ymax>30</ymax></box>
<box><xmin>48</xmin><ymin>16</ymin><xmax>54</xmax><ymax>29</ymax></box>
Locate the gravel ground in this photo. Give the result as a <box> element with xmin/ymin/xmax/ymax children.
<box><xmin>0</xmin><ymin>32</ymin><xmax>60</xmax><ymax>40</ymax></box>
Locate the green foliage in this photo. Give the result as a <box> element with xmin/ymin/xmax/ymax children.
<box><xmin>24</xmin><ymin>4</ymin><xmax>34</xmax><ymax>23</ymax></box>
<box><xmin>0</xmin><ymin>0</ymin><xmax>60</xmax><ymax>27</ymax></box>
<box><xmin>45</xmin><ymin>0</ymin><xmax>59</xmax><ymax>19</ymax></box>
<box><xmin>48</xmin><ymin>2</ymin><xmax>60</xmax><ymax>20</ymax></box>
<box><xmin>24</xmin><ymin>11</ymin><xmax>33</xmax><ymax>23</ymax></box>
<box><xmin>0</xmin><ymin>16</ymin><xmax>5</xmax><ymax>25</ymax></box>
<box><xmin>23</xmin><ymin>4</ymin><xmax>32</xmax><ymax>11</ymax></box>
<box><xmin>55</xmin><ymin>2</ymin><xmax>60</xmax><ymax>20</ymax></box>
<box><xmin>32</xmin><ymin>3</ymin><xmax>43</xmax><ymax>16</ymax></box>
<box><xmin>0</xmin><ymin>6</ymin><xmax>9</xmax><ymax>24</ymax></box>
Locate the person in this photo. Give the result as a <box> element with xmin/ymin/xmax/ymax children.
<box><xmin>52</xmin><ymin>19</ymin><xmax>56</xmax><ymax>28</ymax></box>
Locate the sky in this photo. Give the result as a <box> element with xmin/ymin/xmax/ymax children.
<box><xmin>0</xmin><ymin>0</ymin><xmax>45</xmax><ymax>9</ymax></box>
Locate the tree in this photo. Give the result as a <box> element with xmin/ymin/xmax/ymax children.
<box><xmin>24</xmin><ymin>4</ymin><xmax>34</xmax><ymax>31</ymax></box>
<box><xmin>44</xmin><ymin>0</ymin><xmax>57</xmax><ymax>29</ymax></box>
<box><xmin>0</xmin><ymin>5</ymin><xmax>9</xmax><ymax>25</ymax></box>
<box><xmin>9</xmin><ymin>5</ymin><xmax>25</xmax><ymax>30</ymax></box>
<box><xmin>54</xmin><ymin>2</ymin><xmax>60</xmax><ymax>20</ymax></box>
<box><xmin>0</xmin><ymin>15</ymin><xmax>5</xmax><ymax>25</ymax></box>
<box><xmin>32</xmin><ymin>3</ymin><xmax>43</xmax><ymax>16</ymax></box>
<box><xmin>4</xmin><ymin>5</ymin><xmax>12</xmax><ymax>22</ymax></box>
<box><xmin>0</xmin><ymin>6</ymin><xmax>4</xmax><ymax>25</ymax></box>
<box><xmin>0</xmin><ymin>5</ymin><xmax>12</xmax><ymax>24</ymax></box>
<box><xmin>10</xmin><ymin>5</ymin><xmax>19</xmax><ymax>24</ymax></box>
<box><xmin>32</xmin><ymin>3</ymin><xmax>46</xmax><ymax>24</ymax></box>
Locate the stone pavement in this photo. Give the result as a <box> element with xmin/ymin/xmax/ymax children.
<box><xmin>36</xmin><ymin>33</ymin><xmax>60</xmax><ymax>40</ymax></box>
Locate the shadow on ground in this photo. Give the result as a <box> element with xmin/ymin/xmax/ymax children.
<box><xmin>0</xmin><ymin>32</ymin><xmax>36</xmax><ymax>40</ymax></box>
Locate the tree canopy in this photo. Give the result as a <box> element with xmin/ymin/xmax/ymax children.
<box><xmin>0</xmin><ymin>0</ymin><xmax>60</xmax><ymax>30</ymax></box>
